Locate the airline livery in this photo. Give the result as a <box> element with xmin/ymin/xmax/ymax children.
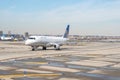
<box><xmin>25</xmin><ymin>25</ymin><xmax>70</xmax><ymax>51</ymax></box>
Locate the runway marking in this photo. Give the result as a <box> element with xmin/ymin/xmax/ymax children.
<box><xmin>66</xmin><ymin>60</ymin><xmax>115</xmax><ymax>67</ymax></box>
<box><xmin>0</xmin><ymin>66</ymin><xmax>16</xmax><ymax>70</ymax></box>
<box><xmin>0</xmin><ymin>54</ymin><xmax>43</xmax><ymax>62</ymax></box>
<box><xmin>39</xmin><ymin>66</ymin><xmax>80</xmax><ymax>72</ymax></box>
<box><xmin>24</xmin><ymin>62</ymin><xmax>48</xmax><ymax>65</ymax></box>
<box><xmin>16</xmin><ymin>69</ymin><xmax>53</xmax><ymax>73</ymax></box>
<box><xmin>0</xmin><ymin>73</ymin><xmax>61</xmax><ymax>78</ymax></box>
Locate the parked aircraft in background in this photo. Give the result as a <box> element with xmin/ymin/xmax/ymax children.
<box><xmin>25</xmin><ymin>25</ymin><xmax>70</xmax><ymax>51</ymax></box>
<box><xmin>0</xmin><ymin>35</ymin><xmax>14</xmax><ymax>41</ymax></box>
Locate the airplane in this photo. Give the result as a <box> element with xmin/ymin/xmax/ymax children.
<box><xmin>0</xmin><ymin>34</ymin><xmax>14</xmax><ymax>41</ymax></box>
<box><xmin>25</xmin><ymin>25</ymin><xmax>70</xmax><ymax>51</ymax></box>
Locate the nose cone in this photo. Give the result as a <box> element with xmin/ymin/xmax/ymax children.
<box><xmin>25</xmin><ymin>40</ymin><xmax>29</xmax><ymax>45</ymax></box>
<box><xmin>25</xmin><ymin>40</ymin><xmax>33</xmax><ymax>46</ymax></box>
<box><xmin>25</xmin><ymin>39</ymin><xmax>36</xmax><ymax>46</ymax></box>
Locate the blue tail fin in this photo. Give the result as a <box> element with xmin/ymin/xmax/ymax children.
<box><xmin>63</xmin><ymin>25</ymin><xmax>70</xmax><ymax>38</ymax></box>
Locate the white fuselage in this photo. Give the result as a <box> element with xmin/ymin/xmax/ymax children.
<box><xmin>25</xmin><ymin>36</ymin><xmax>68</xmax><ymax>47</ymax></box>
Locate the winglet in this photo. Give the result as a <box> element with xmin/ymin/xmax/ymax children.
<box><xmin>63</xmin><ymin>25</ymin><xmax>70</xmax><ymax>38</ymax></box>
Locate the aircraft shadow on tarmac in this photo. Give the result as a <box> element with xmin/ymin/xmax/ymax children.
<box><xmin>31</xmin><ymin>47</ymin><xmax>71</xmax><ymax>51</ymax></box>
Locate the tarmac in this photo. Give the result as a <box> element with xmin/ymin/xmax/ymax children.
<box><xmin>0</xmin><ymin>41</ymin><xmax>120</xmax><ymax>80</ymax></box>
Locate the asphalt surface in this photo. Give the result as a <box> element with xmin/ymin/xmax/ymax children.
<box><xmin>0</xmin><ymin>41</ymin><xmax>120</xmax><ymax>80</ymax></box>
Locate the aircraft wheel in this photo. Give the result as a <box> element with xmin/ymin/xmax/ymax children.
<box><xmin>42</xmin><ymin>47</ymin><xmax>46</xmax><ymax>50</ymax></box>
<box><xmin>32</xmin><ymin>46</ymin><xmax>37</xmax><ymax>51</ymax></box>
<box><xmin>32</xmin><ymin>48</ymin><xmax>35</xmax><ymax>51</ymax></box>
<box><xmin>55</xmin><ymin>46</ymin><xmax>60</xmax><ymax>50</ymax></box>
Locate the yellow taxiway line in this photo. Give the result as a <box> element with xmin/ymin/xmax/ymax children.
<box><xmin>0</xmin><ymin>73</ymin><xmax>61</xmax><ymax>78</ymax></box>
<box><xmin>24</xmin><ymin>62</ymin><xmax>48</xmax><ymax>65</ymax></box>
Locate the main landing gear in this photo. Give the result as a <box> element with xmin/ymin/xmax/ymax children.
<box><xmin>32</xmin><ymin>46</ymin><xmax>37</xmax><ymax>51</ymax></box>
<box><xmin>42</xmin><ymin>46</ymin><xmax>47</xmax><ymax>50</ymax></box>
<box><xmin>31</xmin><ymin>46</ymin><xmax>47</xmax><ymax>51</ymax></box>
<box><xmin>54</xmin><ymin>45</ymin><xmax>60</xmax><ymax>50</ymax></box>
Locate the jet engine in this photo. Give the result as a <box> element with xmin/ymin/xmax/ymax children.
<box><xmin>54</xmin><ymin>44</ymin><xmax>60</xmax><ymax>50</ymax></box>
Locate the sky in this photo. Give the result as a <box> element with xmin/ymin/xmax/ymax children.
<box><xmin>0</xmin><ymin>0</ymin><xmax>120</xmax><ymax>36</ymax></box>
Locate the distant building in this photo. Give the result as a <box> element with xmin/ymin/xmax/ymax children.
<box><xmin>8</xmin><ymin>31</ymin><xmax>11</xmax><ymax>36</ymax></box>
<box><xmin>0</xmin><ymin>31</ymin><xmax>3</xmax><ymax>36</ymax></box>
<box><xmin>25</xmin><ymin>32</ymin><xmax>29</xmax><ymax>39</ymax></box>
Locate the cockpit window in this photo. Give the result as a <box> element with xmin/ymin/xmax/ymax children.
<box><xmin>28</xmin><ymin>37</ymin><xmax>35</xmax><ymax>40</ymax></box>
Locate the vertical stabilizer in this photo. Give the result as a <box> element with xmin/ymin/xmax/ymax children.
<box><xmin>63</xmin><ymin>25</ymin><xmax>70</xmax><ymax>38</ymax></box>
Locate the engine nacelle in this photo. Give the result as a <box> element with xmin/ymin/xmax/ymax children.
<box><xmin>54</xmin><ymin>44</ymin><xmax>60</xmax><ymax>50</ymax></box>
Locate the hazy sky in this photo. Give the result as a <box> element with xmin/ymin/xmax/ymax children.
<box><xmin>0</xmin><ymin>0</ymin><xmax>120</xmax><ymax>36</ymax></box>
